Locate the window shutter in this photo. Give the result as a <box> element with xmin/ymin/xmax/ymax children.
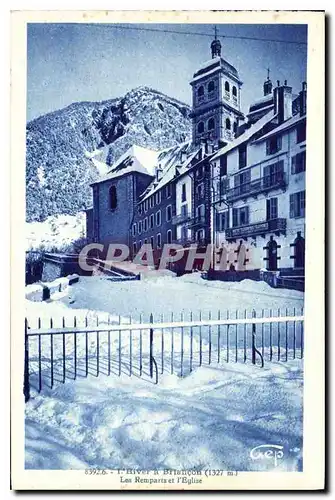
<box><xmin>266</xmin><ymin>199</ymin><xmax>270</xmax><ymax>220</ymax></box>
<box><xmin>245</xmin><ymin>206</ymin><xmax>249</xmax><ymax>224</ymax></box>
<box><xmin>289</xmin><ymin>194</ymin><xmax>295</xmax><ymax>218</ymax></box>
<box><xmin>277</xmin><ymin>135</ymin><xmax>282</xmax><ymax>151</ymax></box>
<box><xmin>233</xmin><ymin>208</ymin><xmax>238</xmax><ymax>227</ymax></box>
<box><xmin>266</xmin><ymin>140</ymin><xmax>270</xmax><ymax>156</ymax></box>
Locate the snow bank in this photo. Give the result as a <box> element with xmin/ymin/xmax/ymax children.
<box><xmin>25</xmin><ymin>360</ymin><xmax>303</xmax><ymax>471</ymax></box>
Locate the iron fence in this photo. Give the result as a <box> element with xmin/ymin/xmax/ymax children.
<box><xmin>24</xmin><ymin>307</ymin><xmax>304</xmax><ymax>402</ymax></box>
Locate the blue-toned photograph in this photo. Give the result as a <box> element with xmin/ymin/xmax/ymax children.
<box><xmin>24</xmin><ymin>22</ymin><xmax>307</xmax><ymax>473</ymax></box>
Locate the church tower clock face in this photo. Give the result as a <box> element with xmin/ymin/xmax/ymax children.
<box><xmin>190</xmin><ymin>29</ymin><xmax>244</xmax><ymax>147</ymax></box>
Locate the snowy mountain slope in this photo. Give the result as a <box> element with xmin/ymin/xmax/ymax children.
<box><xmin>26</xmin><ymin>87</ymin><xmax>191</xmax><ymax>222</ymax></box>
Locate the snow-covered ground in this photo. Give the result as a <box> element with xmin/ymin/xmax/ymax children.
<box><xmin>25</xmin><ymin>360</ymin><xmax>303</xmax><ymax>471</ymax></box>
<box><xmin>26</xmin><ymin>212</ymin><xmax>86</xmax><ymax>252</ymax></box>
<box><xmin>44</xmin><ymin>273</ymin><xmax>304</xmax><ymax>321</ymax></box>
<box><xmin>25</xmin><ymin>274</ymin><xmax>304</xmax><ymax>472</ymax></box>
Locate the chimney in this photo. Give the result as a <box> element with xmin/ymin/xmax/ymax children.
<box><xmin>155</xmin><ymin>164</ymin><xmax>163</xmax><ymax>181</ymax></box>
<box><xmin>299</xmin><ymin>81</ymin><xmax>307</xmax><ymax>116</ymax></box>
<box><xmin>273</xmin><ymin>80</ymin><xmax>292</xmax><ymax>123</ymax></box>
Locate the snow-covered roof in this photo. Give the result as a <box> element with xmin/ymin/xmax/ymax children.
<box><xmin>91</xmin><ymin>145</ymin><xmax>159</xmax><ymax>185</ymax></box>
<box><xmin>140</xmin><ymin>142</ymin><xmax>199</xmax><ymax>201</ymax></box>
<box><xmin>191</xmin><ymin>56</ymin><xmax>241</xmax><ymax>84</ymax></box>
<box><xmin>212</xmin><ymin>110</ymin><xmax>276</xmax><ymax>160</ymax></box>
<box><xmin>253</xmin><ymin>113</ymin><xmax>305</xmax><ymax>143</ymax></box>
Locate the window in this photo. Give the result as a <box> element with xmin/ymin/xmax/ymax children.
<box><xmin>149</xmin><ymin>213</ymin><xmax>154</xmax><ymax>229</ymax></box>
<box><xmin>155</xmin><ymin>190</ymin><xmax>161</xmax><ymax>205</ymax></box>
<box><xmin>166</xmin><ymin>183</ymin><xmax>171</xmax><ymax>198</ymax></box>
<box><xmin>139</xmin><ymin>240</ymin><xmax>142</xmax><ymax>248</ymax></box>
<box><xmin>208</xmin><ymin>81</ymin><xmax>215</xmax><ymax>93</ymax></box>
<box><xmin>232</xmin><ymin>86</ymin><xmax>237</xmax><ymax>97</ymax></box>
<box><xmin>150</xmin><ymin>236</ymin><xmax>155</xmax><ymax>248</ymax></box>
<box><xmin>196</xmin><ymin>183</ymin><xmax>205</xmax><ymax>198</ymax></box>
<box><xmin>109</xmin><ymin>185</ymin><xmax>117</xmax><ymax>210</ymax></box>
<box><xmin>216</xmin><ymin>211</ymin><xmax>229</xmax><ymax>231</ymax></box>
<box><xmin>196</xmin><ymin>165</ymin><xmax>204</xmax><ymax>179</ymax></box>
<box><xmin>232</xmin><ymin>206</ymin><xmax>249</xmax><ymax>227</ymax></box>
<box><xmin>181</xmin><ymin>183</ymin><xmax>187</xmax><ymax>203</ymax></box>
<box><xmin>220</xmin><ymin>155</ymin><xmax>227</xmax><ymax>176</ymax></box>
<box><xmin>208</xmin><ymin>118</ymin><xmax>215</xmax><ymax>130</ymax></box>
<box><xmin>296</xmin><ymin>122</ymin><xmax>306</xmax><ymax>143</ymax></box>
<box><xmin>291</xmin><ymin>151</ymin><xmax>306</xmax><ymax>174</ymax></box>
<box><xmin>157</xmin><ymin>233</ymin><xmax>162</xmax><ymax>249</ymax></box>
<box><xmin>225</xmin><ymin>118</ymin><xmax>231</xmax><ymax>130</ymax></box>
<box><xmin>197</xmin><ymin>85</ymin><xmax>204</xmax><ymax>97</ymax></box>
<box><xmin>149</xmin><ymin>196</ymin><xmax>154</xmax><ymax>209</ymax></box>
<box><xmin>144</xmin><ymin>200</ymin><xmax>148</xmax><ymax>212</ymax></box>
<box><xmin>144</xmin><ymin>238</ymin><xmax>148</xmax><ymax>244</ymax></box>
<box><xmin>196</xmin><ymin>204</ymin><xmax>205</xmax><ymax>221</ymax></box>
<box><xmin>234</xmin><ymin>169</ymin><xmax>251</xmax><ymax>195</ymax></box>
<box><xmin>238</xmin><ymin>144</ymin><xmax>247</xmax><ymax>169</ymax></box>
<box><xmin>263</xmin><ymin>160</ymin><xmax>284</xmax><ymax>187</ymax></box>
<box><xmin>181</xmin><ymin>204</ymin><xmax>188</xmax><ymax>217</ymax></box>
<box><xmin>167</xmin><ymin>230</ymin><xmax>172</xmax><ymax>244</ymax></box>
<box><xmin>132</xmin><ymin>223</ymin><xmax>137</xmax><ymax>236</ymax></box>
<box><xmin>133</xmin><ymin>242</ymin><xmax>137</xmax><ymax>254</ymax></box>
<box><xmin>156</xmin><ymin>210</ymin><xmax>161</xmax><ymax>226</ymax></box>
<box><xmin>138</xmin><ymin>220</ymin><xmax>142</xmax><ymax>234</ymax></box>
<box><xmin>290</xmin><ymin>191</ymin><xmax>305</xmax><ymax>218</ymax></box>
<box><xmin>266</xmin><ymin>135</ymin><xmax>282</xmax><ymax>155</ymax></box>
<box><xmin>138</xmin><ymin>204</ymin><xmax>142</xmax><ymax>215</ymax></box>
<box><xmin>196</xmin><ymin>229</ymin><xmax>205</xmax><ymax>243</ymax></box>
<box><xmin>219</xmin><ymin>176</ymin><xmax>229</xmax><ymax>197</ymax></box>
<box><xmin>197</xmin><ymin>121</ymin><xmax>205</xmax><ymax>134</ymax></box>
<box><xmin>144</xmin><ymin>217</ymin><xmax>148</xmax><ymax>232</ymax></box>
<box><xmin>166</xmin><ymin>205</ymin><xmax>172</xmax><ymax>222</ymax></box>
<box><xmin>225</xmin><ymin>81</ymin><xmax>230</xmax><ymax>93</ymax></box>
<box><xmin>233</xmin><ymin>122</ymin><xmax>238</xmax><ymax>135</ymax></box>
<box><xmin>266</xmin><ymin>198</ymin><xmax>278</xmax><ymax>220</ymax></box>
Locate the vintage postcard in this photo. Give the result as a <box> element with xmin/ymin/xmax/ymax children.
<box><xmin>11</xmin><ymin>10</ymin><xmax>325</xmax><ymax>490</ymax></box>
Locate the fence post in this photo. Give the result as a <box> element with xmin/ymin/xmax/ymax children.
<box><xmin>24</xmin><ymin>319</ymin><xmax>30</xmax><ymax>403</ymax></box>
<box><xmin>252</xmin><ymin>310</ymin><xmax>256</xmax><ymax>365</ymax></box>
<box><xmin>149</xmin><ymin>313</ymin><xmax>154</xmax><ymax>379</ymax></box>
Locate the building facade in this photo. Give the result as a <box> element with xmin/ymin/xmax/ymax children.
<box><xmin>211</xmin><ymin>80</ymin><xmax>307</xmax><ymax>273</ymax></box>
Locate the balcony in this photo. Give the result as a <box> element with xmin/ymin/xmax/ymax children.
<box><xmin>187</xmin><ymin>215</ymin><xmax>206</xmax><ymax>228</ymax></box>
<box><xmin>225</xmin><ymin>218</ymin><xmax>286</xmax><ymax>240</ymax></box>
<box><xmin>172</xmin><ymin>212</ymin><xmax>192</xmax><ymax>225</ymax></box>
<box><xmin>226</xmin><ymin>171</ymin><xmax>287</xmax><ymax>203</ymax></box>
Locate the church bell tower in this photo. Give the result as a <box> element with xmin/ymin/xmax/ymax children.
<box><xmin>190</xmin><ymin>28</ymin><xmax>244</xmax><ymax>147</ymax></box>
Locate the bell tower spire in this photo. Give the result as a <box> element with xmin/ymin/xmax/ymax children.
<box><xmin>211</xmin><ymin>26</ymin><xmax>221</xmax><ymax>59</ymax></box>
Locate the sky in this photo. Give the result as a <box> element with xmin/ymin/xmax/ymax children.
<box><xmin>27</xmin><ymin>23</ymin><xmax>307</xmax><ymax>122</ymax></box>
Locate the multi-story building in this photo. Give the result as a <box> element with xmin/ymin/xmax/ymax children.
<box><xmin>211</xmin><ymin>78</ymin><xmax>307</xmax><ymax>273</ymax></box>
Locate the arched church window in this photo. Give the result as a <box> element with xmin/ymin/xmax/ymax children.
<box><xmin>225</xmin><ymin>118</ymin><xmax>231</xmax><ymax>130</ymax></box>
<box><xmin>197</xmin><ymin>121</ymin><xmax>205</xmax><ymax>134</ymax></box>
<box><xmin>208</xmin><ymin>81</ymin><xmax>215</xmax><ymax>93</ymax></box>
<box><xmin>197</xmin><ymin>86</ymin><xmax>204</xmax><ymax>97</ymax></box>
<box><xmin>109</xmin><ymin>185</ymin><xmax>117</xmax><ymax>210</ymax></box>
<box><xmin>225</xmin><ymin>81</ymin><xmax>230</xmax><ymax>92</ymax></box>
<box><xmin>208</xmin><ymin>118</ymin><xmax>215</xmax><ymax>131</ymax></box>
<box><xmin>232</xmin><ymin>86</ymin><xmax>237</xmax><ymax>96</ymax></box>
